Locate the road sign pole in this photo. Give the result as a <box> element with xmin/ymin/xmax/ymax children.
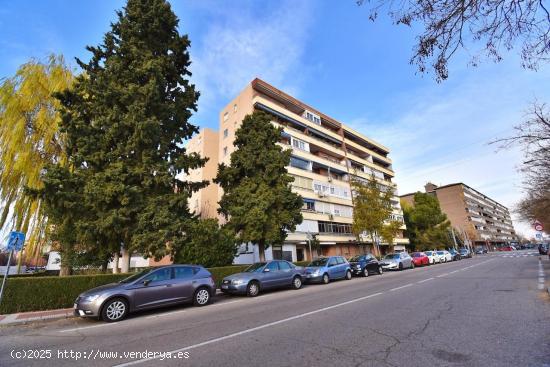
<box><xmin>0</xmin><ymin>248</ymin><xmax>15</xmax><ymax>307</ymax></box>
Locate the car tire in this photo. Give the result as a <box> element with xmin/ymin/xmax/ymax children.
<box><xmin>101</xmin><ymin>297</ymin><xmax>128</xmax><ymax>322</ymax></box>
<box><xmin>246</xmin><ymin>281</ymin><xmax>260</xmax><ymax>297</ymax></box>
<box><xmin>411</xmin><ymin>262</ymin><xmax>415</xmax><ymax>269</ymax></box>
<box><xmin>398</xmin><ymin>262</ymin><xmax>403</xmax><ymax>271</ymax></box>
<box><xmin>378</xmin><ymin>266</ymin><xmax>383</xmax><ymax>275</ymax></box>
<box><xmin>193</xmin><ymin>287</ymin><xmax>211</xmax><ymax>307</ymax></box>
<box><xmin>322</xmin><ymin>273</ymin><xmax>330</xmax><ymax>284</ymax></box>
<box><xmin>292</xmin><ymin>276</ymin><xmax>302</xmax><ymax>290</ymax></box>
<box><xmin>345</xmin><ymin>270</ymin><xmax>352</xmax><ymax>280</ymax></box>
<box><xmin>363</xmin><ymin>268</ymin><xmax>369</xmax><ymax>277</ymax></box>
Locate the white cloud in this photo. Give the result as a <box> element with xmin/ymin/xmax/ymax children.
<box><xmin>346</xmin><ymin>60</ymin><xmax>550</xmax><ymax>238</ymax></box>
<box><xmin>189</xmin><ymin>1</ymin><xmax>315</xmax><ymax>123</ymax></box>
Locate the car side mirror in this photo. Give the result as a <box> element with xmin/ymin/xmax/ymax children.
<box><xmin>143</xmin><ymin>279</ymin><xmax>151</xmax><ymax>286</ymax></box>
<box><xmin>263</xmin><ymin>268</ymin><xmax>270</xmax><ymax>272</ymax></box>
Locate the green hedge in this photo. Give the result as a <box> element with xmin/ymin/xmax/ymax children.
<box><xmin>0</xmin><ymin>266</ymin><xmax>253</xmax><ymax>314</ymax></box>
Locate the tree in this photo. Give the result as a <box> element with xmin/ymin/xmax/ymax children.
<box><xmin>357</xmin><ymin>0</ymin><xmax>550</xmax><ymax>81</ymax></box>
<box><xmin>173</xmin><ymin>219</ymin><xmax>237</xmax><ymax>267</ymax></box>
<box><xmin>401</xmin><ymin>193</ymin><xmax>452</xmax><ymax>250</ymax></box>
<box><xmin>379</xmin><ymin>219</ymin><xmax>403</xmax><ymax>247</ymax></box>
<box><xmin>215</xmin><ymin>111</ymin><xmax>303</xmax><ymax>261</ymax></box>
<box><xmin>0</xmin><ymin>56</ymin><xmax>73</xmax><ymax>267</ymax></box>
<box><xmin>351</xmin><ymin>174</ymin><xmax>397</xmax><ymax>256</ymax></box>
<box><xmin>48</xmin><ymin>0</ymin><xmax>206</xmax><ymax>273</ymax></box>
<box><xmin>492</xmin><ymin>101</ymin><xmax>550</xmax><ymax>229</ymax></box>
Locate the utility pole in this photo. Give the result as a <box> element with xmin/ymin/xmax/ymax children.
<box><xmin>450</xmin><ymin>227</ymin><xmax>458</xmax><ymax>249</ymax></box>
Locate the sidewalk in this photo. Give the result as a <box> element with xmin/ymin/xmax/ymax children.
<box><xmin>0</xmin><ymin>308</ymin><xmax>74</xmax><ymax>326</ymax></box>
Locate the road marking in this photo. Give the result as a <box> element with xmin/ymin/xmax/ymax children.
<box><xmin>114</xmin><ymin>292</ymin><xmax>384</xmax><ymax>366</ymax></box>
<box><xmin>389</xmin><ymin>284</ymin><xmax>413</xmax><ymax>291</ymax></box>
<box><xmin>60</xmin><ymin>323</ymin><xmax>116</xmax><ymax>333</ymax></box>
<box><xmin>538</xmin><ymin>259</ymin><xmax>545</xmax><ymax>290</ymax></box>
<box><xmin>417</xmin><ymin>277</ymin><xmax>434</xmax><ymax>284</ymax></box>
<box><xmin>436</xmin><ymin>273</ymin><xmax>449</xmax><ymax>278</ymax></box>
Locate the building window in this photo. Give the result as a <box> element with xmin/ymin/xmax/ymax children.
<box><xmin>290</xmin><ymin>156</ymin><xmax>310</xmax><ymax>171</ymax></box>
<box><xmin>302</xmin><ymin>199</ymin><xmax>315</xmax><ymax>211</ymax></box>
<box><xmin>233</xmin><ymin>104</ymin><xmax>237</xmax><ymax>113</ymax></box>
<box><xmin>318</xmin><ymin>221</ymin><xmax>352</xmax><ymax>234</ymax></box>
<box><xmin>291</xmin><ymin>137</ymin><xmax>308</xmax><ymax>152</ymax></box>
<box><xmin>303</xmin><ymin>110</ymin><xmax>321</xmax><ymax>125</ymax></box>
<box><xmin>290</xmin><ymin>175</ymin><xmax>313</xmax><ymax>190</ymax></box>
<box><xmin>223</xmin><ymin>147</ymin><xmax>228</xmax><ymax>156</ymax></box>
<box><xmin>223</xmin><ymin>112</ymin><xmax>229</xmax><ymax>122</ymax></box>
<box><xmin>223</xmin><ymin>129</ymin><xmax>228</xmax><ymax>138</ymax></box>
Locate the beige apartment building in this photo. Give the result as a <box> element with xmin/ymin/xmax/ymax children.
<box><xmin>401</xmin><ymin>183</ymin><xmax>518</xmax><ymax>248</ymax></box>
<box><xmin>189</xmin><ymin>78</ymin><xmax>409</xmax><ymax>263</ymax></box>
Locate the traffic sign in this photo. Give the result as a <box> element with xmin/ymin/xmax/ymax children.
<box><xmin>535</xmin><ymin>233</ymin><xmax>543</xmax><ymax>240</ymax></box>
<box><xmin>7</xmin><ymin>231</ymin><xmax>25</xmax><ymax>251</ymax></box>
<box><xmin>533</xmin><ymin>220</ymin><xmax>543</xmax><ymax>232</ymax></box>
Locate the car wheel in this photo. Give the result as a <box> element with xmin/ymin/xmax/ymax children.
<box><xmin>292</xmin><ymin>276</ymin><xmax>302</xmax><ymax>290</ymax></box>
<box><xmin>322</xmin><ymin>273</ymin><xmax>330</xmax><ymax>284</ymax></box>
<box><xmin>101</xmin><ymin>298</ymin><xmax>128</xmax><ymax>322</ymax></box>
<box><xmin>246</xmin><ymin>281</ymin><xmax>260</xmax><ymax>297</ymax></box>
<box><xmin>345</xmin><ymin>270</ymin><xmax>352</xmax><ymax>280</ymax></box>
<box><xmin>378</xmin><ymin>266</ymin><xmax>383</xmax><ymax>275</ymax></box>
<box><xmin>363</xmin><ymin>268</ymin><xmax>369</xmax><ymax>277</ymax></box>
<box><xmin>411</xmin><ymin>262</ymin><xmax>415</xmax><ymax>269</ymax></box>
<box><xmin>398</xmin><ymin>262</ymin><xmax>403</xmax><ymax>271</ymax></box>
<box><xmin>193</xmin><ymin>287</ymin><xmax>210</xmax><ymax>306</ymax></box>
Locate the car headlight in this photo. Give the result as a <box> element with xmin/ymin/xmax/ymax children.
<box><xmin>312</xmin><ymin>269</ymin><xmax>321</xmax><ymax>276</ymax></box>
<box><xmin>231</xmin><ymin>279</ymin><xmax>245</xmax><ymax>285</ymax></box>
<box><xmin>82</xmin><ymin>294</ymin><xmax>100</xmax><ymax>303</ymax></box>
<box><xmin>356</xmin><ymin>265</ymin><xmax>361</xmax><ymax>269</ymax></box>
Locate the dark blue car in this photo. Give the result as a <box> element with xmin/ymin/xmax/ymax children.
<box><xmin>304</xmin><ymin>256</ymin><xmax>352</xmax><ymax>284</ymax></box>
<box><xmin>349</xmin><ymin>254</ymin><xmax>383</xmax><ymax>277</ymax></box>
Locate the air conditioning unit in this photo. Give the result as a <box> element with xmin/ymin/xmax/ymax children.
<box><xmin>327</xmin><ymin>176</ymin><xmax>333</xmax><ymax>182</ymax></box>
<box><xmin>328</xmin><ymin>214</ymin><xmax>334</xmax><ymax>220</ymax></box>
<box><xmin>317</xmin><ymin>191</ymin><xmax>326</xmax><ymax>198</ymax></box>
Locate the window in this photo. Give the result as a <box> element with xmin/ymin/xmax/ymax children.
<box><xmin>290</xmin><ymin>175</ymin><xmax>313</xmax><ymax>190</ymax></box>
<box><xmin>303</xmin><ymin>110</ymin><xmax>321</xmax><ymax>125</ymax></box>
<box><xmin>302</xmin><ymin>199</ymin><xmax>315</xmax><ymax>211</ymax></box>
<box><xmin>174</xmin><ymin>266</ymin><xmax>195</xmax><ymax>279</ymax></box>
<box><xmin>266</xmin><ymin>262</ymin><xmax>279</xmax><ymax>272</ymax></box>
<box><xmin>233</xmin><ymin>104</ymin><xmax>237</xmax><ymax>113</ymax></box>
<box><xmin>328</xmin><ymin>258</ymin><xmax>338</xmax><ymax>266</ymax></box>
<box><xmin>143</xmin><ymin>268</ymin><xmax>171</xmax><ymax>282</ymax></box>
<box><xmin>278</xmin><ymin>261</ymin><xmax>291</xmax><ymax>270</ymax></box>
<box><xmin>223</xmin><ymin>147</ymin><xmax>228</xmax><ymax>156</ymax></box>
<box><xmin>318</xmin><ymin>221</ymin><xmax>352</xmax><ymax>234</ymax></box>
<box><xmin>223</xmin><ymin>112</ymin><xmax>229</xmax><ymax>122</ymax></box>
<box><xmin>290</xmin><ymin>156</ymin><xmax>310</xmax><ymax>171</ymax></box>
<box><xmin>223</xmin><ymin>129</ymin><xmax>228</xmax><ymax>138</ymax></box>
<box><xmin>336</xmin><ymin>257</ymin><xmax>345</xmax><ymax>264</ymax></box>
<box><xmin>291</xmin><ymin>137</ymin><xmax>308</xmax><ymax>151</ymax></box>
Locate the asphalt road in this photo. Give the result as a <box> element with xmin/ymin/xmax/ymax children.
<box><xmin>1</xmin><ymin>251</ymin><xmax>549</xmax><ymax>367</ymax></box>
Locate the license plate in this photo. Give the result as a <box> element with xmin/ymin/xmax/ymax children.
<box><xmin>73</xmin><ymin>303</ymin><xmax>77</xmax><ymax>309</ymax></box>
<box><xmin>221</xmin><ymin>285</ymin><xmax>228</xmax><ymax>289</ymax></box>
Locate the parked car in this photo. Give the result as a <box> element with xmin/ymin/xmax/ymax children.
<box><xmin>424</xmin><ymin>251</ymin><xmax>440</xmax><ymax>264</ymax></box>
<box><xmin>474</xmin><ymin>246</ymin><xmax>487</xmax><ymax>254</ymax></box>
<box><xmin>74</xmin><ymin>265</ymin><xmax>216</xmax><ymax>322</ymax></box>
<box><xmin>381</xmin><ymin>252</ymin><xmax>414</xmax><ymax>271</ymax></box>
<box><xmin>411</xmin><ymin>252</ymin><xmax>429</xmax><ymax>267</ymax></box>
<box><xmin>539</xmin><ymin>244</ymin><xmax>549</xmax><ymax>255</ymax></box>
<box><xmin>349</xmin><ymin>254</ymin><xmax>383</xmax><ymax>277</ymax></box>
<box><xmin>304</xmin><ymin>256</ymin><xmax>352</xmax><ymax>284</ymax></box>
<box><xmin>221</xmin><ymin>260</ymin><xmax>303</xmax><ymax>297</ymax></box>
<box><xmin>459</xmin><ymin>248</ymin><xmax>472</xmax><ymax>258</ymax></box>
<box><xmin>436</xmin><ymin>250</ymin><xmax>452</xmax><ymax>263</ymax></box>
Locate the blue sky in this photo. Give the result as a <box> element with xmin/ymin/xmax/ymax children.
<box><xmin>1</xmin><ymin>0</ymin><xmax>549</xmax><ymax>237</ymax></box>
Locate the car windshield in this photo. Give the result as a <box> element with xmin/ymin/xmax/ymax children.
<box><xmin>437</xmin><ymin>251</ymin><xmax>444</xmax><ymax>255</ymax></box>
<box><xmin>384</xmin><ymin>254</ymin><xmax>400</xmax><ymax>259</ymax></box>
<box><xmin>349</xmin><ymin>255</ymin><xmax>365</xmax><ymax>262</ymax></box>
<box><xmin>412</xmin><ymin>253</ymin><xmax>422</xmax><ymax>257</ymax></box>
<box><xmin>459</xmin><ymin>249</ymin><xmax>467</xmax><ymax>253</ymax></box>
<box><xmin>119</xmin><ymin>268</ymin><xmax>153</xmax><ymax>283</ymax></box>
<box><xmin>244</xmin><ymin>263</ymin><xmax>267</xmax><ymax>273</ymax></box>
<box><xmin>308</xmin><ymin>258</ymin><xmax>328</xmax><ymax>267</ymax></box>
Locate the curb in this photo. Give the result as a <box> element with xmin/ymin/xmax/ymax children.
<box><xmin>0</xmin><ymin>308</ymin><xmax>74</xmax><ymax>327</ymax></box>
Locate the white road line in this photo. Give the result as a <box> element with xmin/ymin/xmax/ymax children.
<box><xmin>113</xmin><ymin>292</ymin><xmax>385</xmax><ymax>367</ymax></box>
<box><xmin>60</xmin><ymin>323</ymin><xmax>116</xmax><ymax>333</ymax></box>
<box><xmin>417</xmin><ymin>277</ymin><xmax>434</xmax><ymax>284</ymax></box>
<box><xmin>538</xmin><ymin>259</ymin><xmax>545</xmax><ymax>290</ymax></box>
<box><xmin>389</xmin><ymin>284</ymin><xmax>413</xmax><ymax>291</ymax></box>
<box><xmin>436</xmin><ymin>273</ymin><xmax>449</xmax><ymax>278</ymax></box>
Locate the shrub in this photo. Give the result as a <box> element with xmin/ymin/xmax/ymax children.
<box><xmin>207</xmin><ymin>265</ymin><xmax>249</xmax><ymax>288</ymax></box>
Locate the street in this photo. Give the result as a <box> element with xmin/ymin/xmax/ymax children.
<box><xmin>1</xmin><ymin>251</ymin><xmax>549</xmax><ymax>367</ymax></box>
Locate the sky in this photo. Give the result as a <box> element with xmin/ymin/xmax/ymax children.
<box><xmin>1</xmin><ymin>0</ymin><xmax>548</xmax><ymax>238</ymax></box>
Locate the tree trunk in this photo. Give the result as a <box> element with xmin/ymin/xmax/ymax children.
<box><xmin>258</xmin><ymin>240</ymin><xmax>266</xmax><ymax>262</ymax></box>
<box><xmin>120</xmin><ymin>246</ymin><xmax>131</xmax><ymax>273</ymax></box>
<box><xmin>59</xmin><ymin>243</ymin><xmax>73</xmax><ymax>276</ymax></box>
<box><xmin>112</xmin><ymin>252</ymin><xmax>120</xmax><ymax>274</ymax></box>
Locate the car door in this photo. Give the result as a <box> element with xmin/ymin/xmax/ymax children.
<box><xmin>132</xmin><ymin>267</ymin><xmax>174</xmax><ymax>310</ymax></box>
<box><xmin>327</xmin><ymin>257</ymin><xmax>339</xmax><ymax>278</ymax></box>
<box><xmin>277</xmin><ymin>261</ymin><xmax>294</xmax><ymax>286</ymax></box>
<box><xmin>171</xmin><ymin>266</ymin><xmax>197</xmax><ymax>303</ymax></box>
<box><xmin>337</xmin><ymin>257</ymin><xmax>348</xmax><ymax>278</ymax></box>
<box><xmin>262</xmin><ymin>261</ymin><xmax>281</xmax><ymax>289</ymax></box>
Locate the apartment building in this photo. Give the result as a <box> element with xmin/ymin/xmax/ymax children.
<box><xmin>400</xmin><ymin>183</ymin><xmax>518</xmax><ymax>248</ymax></box>
<box><xmin>186</xmin><ymin>128</ymin><xmax>220</xmax><ymax>219</ymax></box>
<box><xmin>193</xmin><ymin>78</ymin><xmax>409</xmax><ymax>263</ymax></box>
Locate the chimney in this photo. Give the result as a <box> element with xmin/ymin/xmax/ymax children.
<box><xmin>425</xmin><ymin>182</ymin><xmax>438</xmax><ymax>193</ymax></box>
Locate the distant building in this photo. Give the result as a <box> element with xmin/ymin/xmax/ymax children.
<box><xmin>400</xmin><ymin>183</ymin><xmax>518</xmax><ymax>248</ymax></box>
<box><xmin>188</xmin><ymin>78</ymin><xmax>409</xmax><ymax>263</ymax></box>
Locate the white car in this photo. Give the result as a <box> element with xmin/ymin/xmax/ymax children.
<box><xmin>424</xmin><ymin>251</ymin><xmax>440</xmax><ymax>264</ymax></box>
<box><xmin>437</xmin><ymin>250</ymin><xmax>452</xmax><ymax>263</ymax></box>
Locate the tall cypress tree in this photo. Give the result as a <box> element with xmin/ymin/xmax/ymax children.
<box><xmin>52</xmin><ymin>0</ymin><xmax>205</xmax><ymax>271</ymax></box>
<box><xmin>215</xmin><ymin>111</ymin><xmax>303</xmax><ymax>261</ymax></box>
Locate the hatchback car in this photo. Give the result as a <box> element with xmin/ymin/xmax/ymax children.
<box><xmin>304</xmin><ymin>256</ymin><xmax>352</xmax><ymax>284</ymax></box>
<box><xmin>381</xmin><ymin>252</ymin><xmax>414</xmax><ymax>270</ymax></box>
<box><xmin>424</xmin><ymin>251</ymin><xmax>440</xmax><ymax>264</ymax></box>
<box><xmin>448</xmin><ymin>248</ymin><xmax>461</xmax><ymax>261</ymax></box>
<box><xmin>74</xmin><ymin>265</ymin><xmax>216</xmax><ymax>322</ymax></box>
<box><xmin>411</xmin><ymin>252</ymin><xmax>429</xmax><ymax>266</ymax></box>
<box><xmin>221</xmin><ymin>260</ymin><xmax>303</xmax><ymax>297</ymax></box>
<box><xmin>459</xmin><ymin>248</ymin><xmax>472</xmax><ymax>258</ymax></box>
<box><xmin>348</xmin><ymin>254</ymin><xmax>383</xmax><ymax>277</ymax></box>
<box><xmin>436</xmin><ymin>250</ymin><xmax>452</xmax><ymax>263</ymax></box>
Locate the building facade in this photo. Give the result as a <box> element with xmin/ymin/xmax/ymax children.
<box><xmin>400</xmin><ymin>183</ymin><xmax>518</xmax><ymax>248</ymax></box>
<box><xmin>191</xmin><ymin>78</ymin><xmax>409</xmax><ymax>263</ymax></box>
